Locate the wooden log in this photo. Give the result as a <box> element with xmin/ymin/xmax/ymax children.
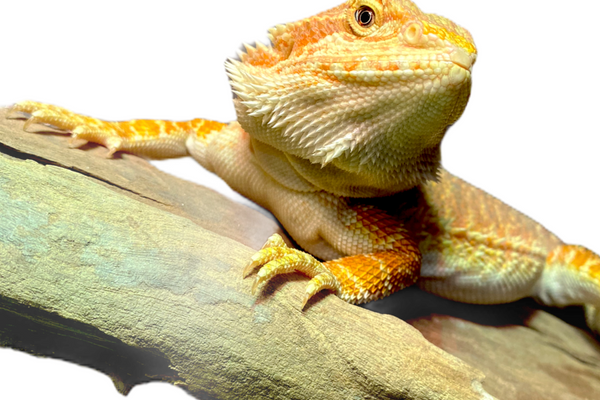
<box><xmin>0</xmin><ymin>108</ymin><xmax>494</xmax><ymax>399</ymax></box>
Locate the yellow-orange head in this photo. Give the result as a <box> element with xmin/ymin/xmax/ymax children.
<box><xmin>227</xmin><ymin>0</ymin><xmax>477</xmax><ymax>197</ymax></box>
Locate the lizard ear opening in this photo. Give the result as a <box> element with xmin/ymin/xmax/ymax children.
<box><xmin>347</xmin><ymin>0</ymin><xmax>383</xmax><ymax>36</ymax></box>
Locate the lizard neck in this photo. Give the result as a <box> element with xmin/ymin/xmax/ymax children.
<box><xmin>250</xmin><ymin>134</ymin><xmax>441</xmax><ymax>197</ymax></box>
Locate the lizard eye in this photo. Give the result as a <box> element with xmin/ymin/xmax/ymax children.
<box><xmin>355</xmin><ymin>6</ymin><xmax>375</xmax><ymax>27</ymax></box>
<box><xmin>347</xmin><ymin>0</ymin><xmax>382</xmax><ymax>36</ymax></box>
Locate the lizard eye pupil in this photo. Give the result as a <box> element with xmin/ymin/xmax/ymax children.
<box><xmin>355</xmin><ymin>6</ymin><xmax>375</xmax><ymax>27</ymax></box>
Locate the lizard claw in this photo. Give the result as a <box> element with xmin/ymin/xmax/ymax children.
<box><xmin>242</xmin><ymin>233</ymin><xmax>289</xmax><ymax>277</ymax></box>
<box><xmin>6</xmin><ymin>107</ymin><xmax>32</xmax><ymax>121</ymax></box>
<box><xmin>301</xmin><ymin>272</ymin><xmax>339</xmax><ymax>308</ymax></box>
<box><xmin>260</xmin><ymin>233</ymin><xmax>287</xmax><ymax>249</ymax></box>
<box><xmin>244</xmin><ymin>233</ymin><xmax>339</xmax><ymax>307</ymax></box>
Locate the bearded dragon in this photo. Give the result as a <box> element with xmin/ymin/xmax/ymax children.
<box><xmin>8</xmin><ymin>0</ymin><xmax>600</xmax><ymax>334</ymax></box>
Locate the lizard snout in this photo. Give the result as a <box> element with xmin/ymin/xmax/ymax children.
<box><xmin>450</xmin><ymin>46</ymin><xmax>476</xmax><ymax>70</ymax></box>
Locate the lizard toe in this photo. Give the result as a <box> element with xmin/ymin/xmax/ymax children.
<box><xmin>243</xmin><ymin>240</ymin><xmax>338</xmax><ymax>307</ymax></box>
<box><xmin>249</xmin><ymin>252</ymin><xmax>321</xmax><ymax>294</ymax></box>
<box><xmin>260</xmin><ymin>233</ymin><xmax>287</xmax><ymax>250</ymax></box>
<box><xmin>301</xmin><ymin>272</ymin><xmax>340</xmax><ymax>308</ymax></box>
<box><xmin>242</xmin><ymin>234</ymin><xmax>290</xmax><ymax>277</ymax></box>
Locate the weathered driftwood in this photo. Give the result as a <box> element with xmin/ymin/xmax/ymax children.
<box><xmin>369</xmin><ymin>288</ymin><xmax>600</xmax><ymax>399</ymax></box>
<box><xmin>1</xmin><ymin>107</ymin><xmax>600</xmax><ymax>399</ymax></box>
<box><xmin>0</xmin><ymin>108</ymin><xmax>493</xmax><ymax>399</ymax></box>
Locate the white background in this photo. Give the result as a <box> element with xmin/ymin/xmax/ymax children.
<box><xmin>1</xmin><ymin>0</ymin><xmax>599</xmax><ymax>398</ymax></box>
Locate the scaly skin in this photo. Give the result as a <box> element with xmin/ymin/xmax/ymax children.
<box><xmin>8</xmin><ymin>0</ymin><xmax>600</xmax><ymax>333</ymax></box>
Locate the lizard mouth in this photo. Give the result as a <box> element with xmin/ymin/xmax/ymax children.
<box><xmin>449</xmin><ymin>47</ymin><xmax>476</xmax><ymax>70</ymax></box>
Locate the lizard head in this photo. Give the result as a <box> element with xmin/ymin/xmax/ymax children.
<box><xmin>226</xmin><ymin>0</ymin><xmax>477</xmax><ymax>197</ymax></box>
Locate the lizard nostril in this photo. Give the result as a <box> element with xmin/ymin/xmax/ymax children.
<box><xmin>403</xmin><ymin>22</ymin><xmax>423</xmax><ymax>45</ymax></box>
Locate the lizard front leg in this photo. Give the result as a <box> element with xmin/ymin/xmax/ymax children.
<box><xmin>196</xmin><ymin>122</ymin><xmax>422</xmax><ymax>307</ymax></box>
<box><xmin>9</xmin><ymin>100</ymin><xmax>226</xmax><ymax>159</ymax></box>
<box><xmin>244</xmin><ymin>233</ymin><xmax>421</xmax><ymax>307</ymax></box>
<box><xmin>263</xmin><ymin>193</ymin><xmax>422</xmax><ymax>306</ymax></box>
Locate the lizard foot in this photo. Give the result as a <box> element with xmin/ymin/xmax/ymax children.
<box><xmin>243</xmin><ymin>234</ymin><xmax>340</xmax><ymax>308</ymax></box>
<box><xmin>9</xmin><ymin>101</ymin><xmax>124</xmax><ymax>157</ymax></box>
<box><xmin>8</xmin><ymin>100</ymin><xmax>212</xmax><ymax>158</ymax></box>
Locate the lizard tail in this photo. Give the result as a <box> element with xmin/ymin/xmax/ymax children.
<box><xmin>533</xmin><ymin>244</ymin><xmax>600</xmax><ymax>334</ymax></box>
